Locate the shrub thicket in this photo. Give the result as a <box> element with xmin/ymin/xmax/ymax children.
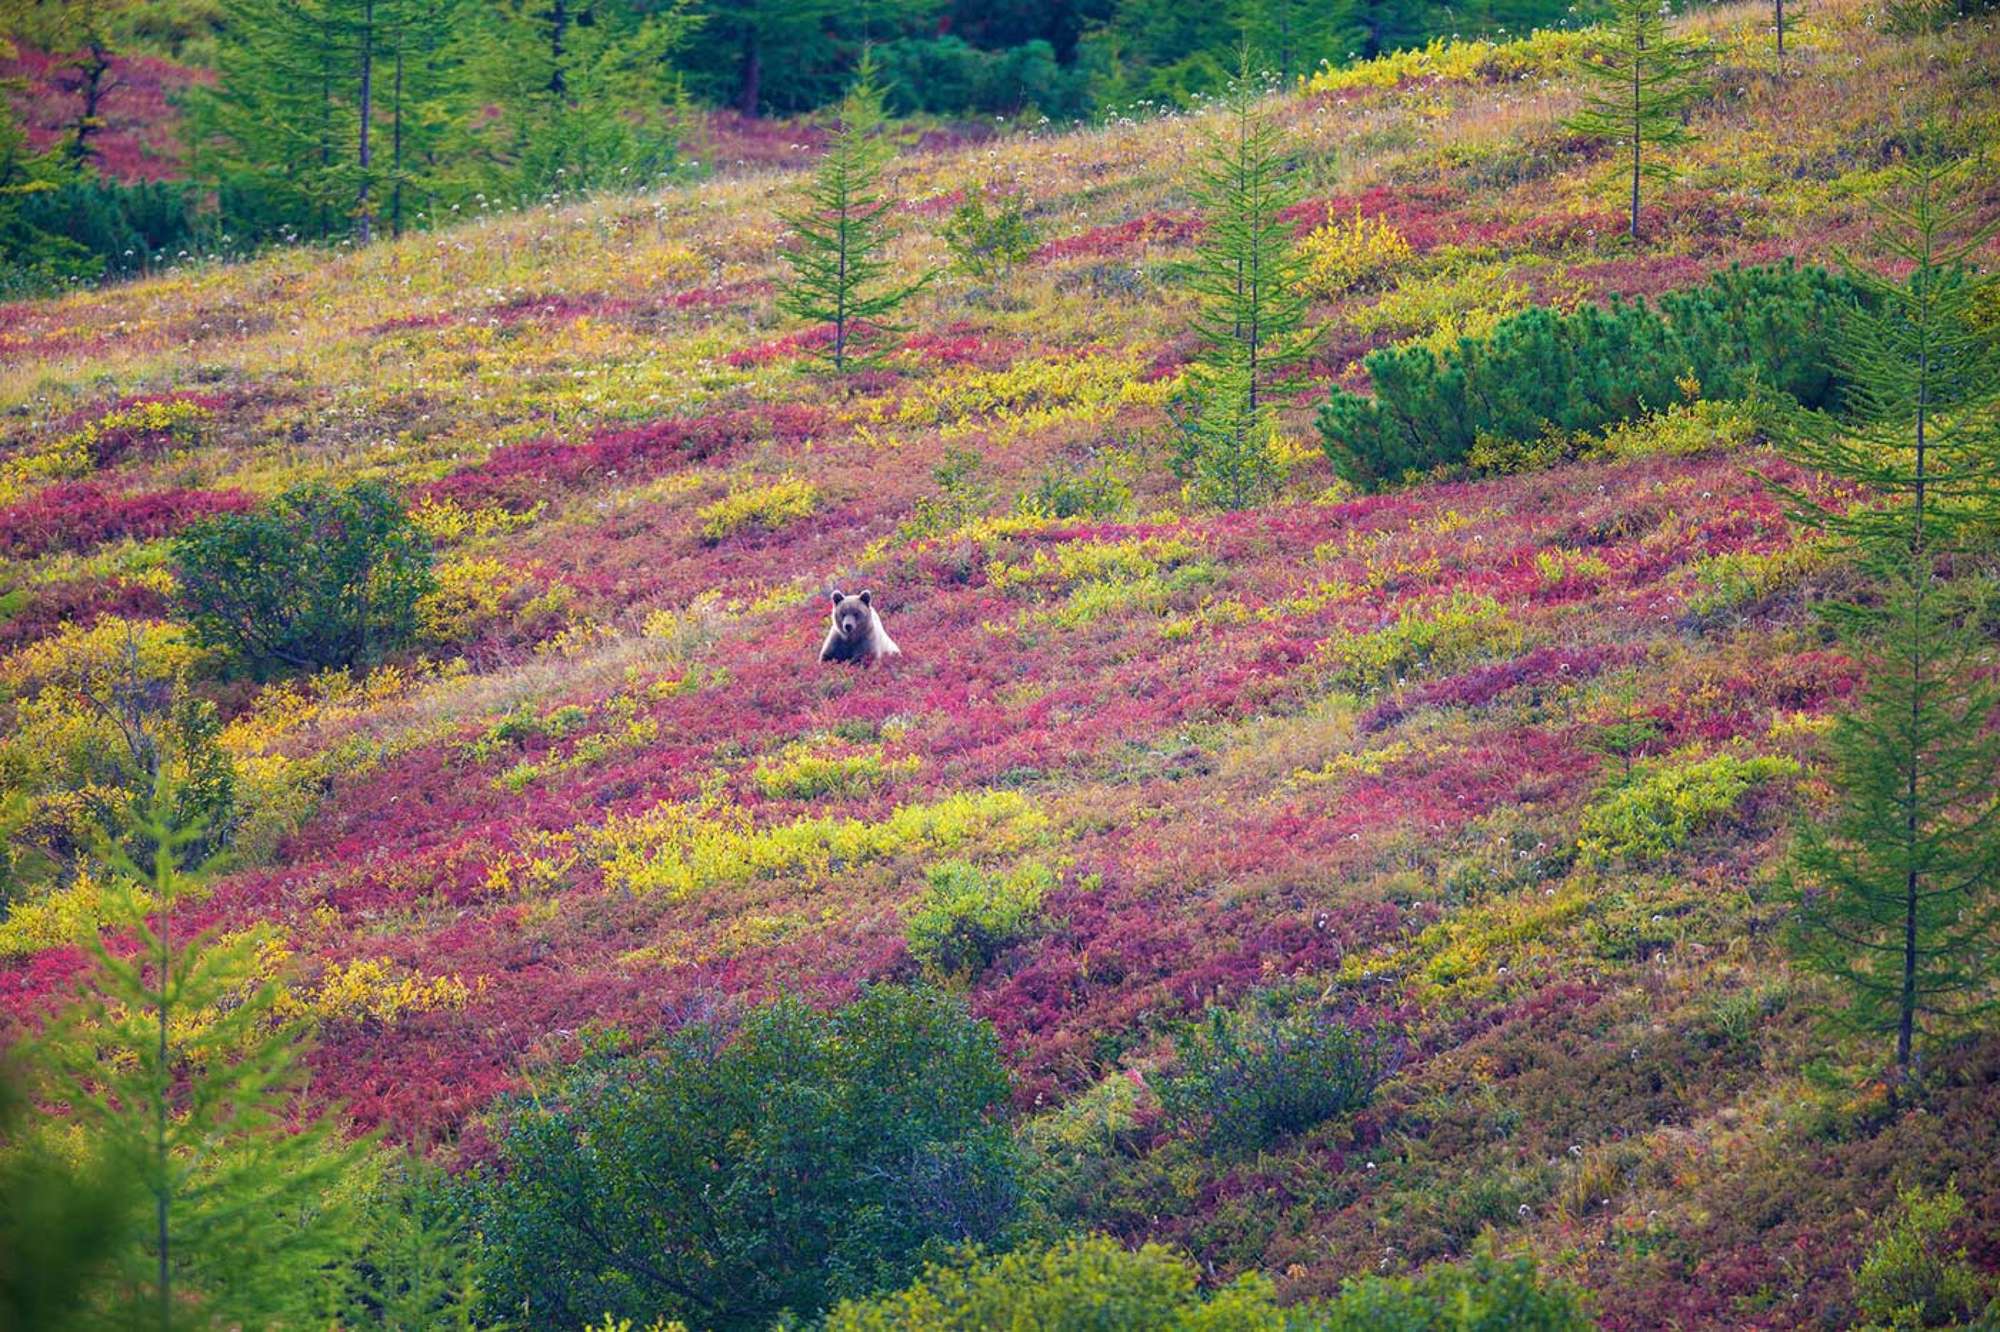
<box><xmin>473</xmin><ymin>986</ymin><xmax>1020</xmax><ymax>1330</ymax></box>
<box><xmin>172</xmin><ymin>480</ymin><xmax>434</xmax><ymax>674</ymax></box>
<box><xmin>824</xmin><ymin>1233</ymin><xmax>1594</xmax><ymax>1330</ymax></box>
<box><xmin>905</xmin><ymin>858</ymin><xmax>1056</xmax><ymax>977</ymax></box>
<box><xmin>1160</xmin><ymin>999</ymin><xmax>1398</xmax><ymax>1152</ymax></box>
<box><xmin>1318</xmin><ymin>263</ymin><xmax>1861</xmax><ymax>488</ymax></box>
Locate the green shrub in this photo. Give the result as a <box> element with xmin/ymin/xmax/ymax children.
<box><xmin>822</xmin><ymin>1233</ymin><xmax>1286</xmax><ymax>1331</ymax></box>
<box><xmin>1315</xmin><ymin>1241</ymin><xmax>1596</xmax><ymax>1330</ymax></box>
<box><xmin>172</xmin><ymin>479</ymin><xmax>434</xmax><ymax>674</ymax></box>
<box><xmin>942</xmin><ymin>181</ymin><xmax>1039</xmax><ymax>286</ymax></box>
<box><xmin>823</xmin><ymin>1233</ymin><xmax>1591</xmax><ymax>1331</ymax></box>
<box><xmin>1323</xmin><ymin>590</ymin><xmax>1523</xmax><ymax>691</ymax></box>
<box><xmin>1576</xmin><ymin>751</ymin><xmax>1801</xmax><ymax>867</ymax></box>
<box><xmin>1684</xmin><ymin>538</ymin><xmax>1833</xmax><ymax>618</ymax></box>
<box><xmin>905</xmin><ymin>859</ymin><xmax>1056</xmax><ymax>977</ymax></box>
<box><xmin>1017</xmin><ymin>461</ymin><xmax>1132</xmax><ymax>520</ymax></box>
<box><xmin>1852</xmin><ymin>1182</ymin><xmax>1995</xmax><ymax>1330</ymax></box>
<box><xmin>473</xmin><ymin>986</ymin><xmax>1020</xmax><ymax>1330</ymax></box>
<box><xmin>1160</xmin><ymin>997</ymin><xmax>1397</xmax><ymax>1153</ymax></box>
<box><xmin>1317</xmin><ymin>263</ymin><xmax>1862</xmax><ymax>488</ymax></box>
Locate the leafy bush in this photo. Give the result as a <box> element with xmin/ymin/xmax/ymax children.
<box><xmin>752</xmin><ymin>740</ymin><xmax>919</xmax><ymax>799</ymax></box>
<box><xmin>1318</xmin><ymin>263</ymin><xmax>1862</xmax><ymax>488</ymax></box>
<box><xmin>904</xmin><ymin>858</ymin><xmax>1056</xmax><ymax>977</ymax></box>
<box><xmin>1160</xmin><ymin>998</ymin><xmax>1398</xmax><ymax>1152</ymax></box>
<box><xmin>1576</xmin><ymin>751</ymin><xmax>1801</xmax><ymax>867</ymax></box>
<box><xmin>942</xmin><ymin>182</ymin><xmax>1039</xmax><ymax>286</ymax></box>
<box><xmin>1322</xmin><ymin>589</ymin><xmax>1523</xmax><ymax>691</ymax></box>
<box><xmin>1314</xmin><ymin>1241</ymin><xmax>1596</xmax><ymax>1330</ymax></box>
<box><xmin>474</xmin><ymin>987</ymin><xmax>1021</xmax><ymax>1330</ymax></box>
<box><xmin>697</xmin><ymin>474</ymin><xmax>819</xmax><ymax>541</ymax></box>
<box><xmin>172</xmin><ymin>480</ymin><xmax>434</xmax><ymax>674</ymax></box>
<box><xmin>822</xmin><ymin>1233</ymin><xmax>1285</xmax><ymax>1331</ymax></box>
<box><xmin>1851</xmin><ymin>1182</ymin><xmax>1995</xmax><ymax>1330</ymax></box>
<box><xmin>1296</xmin><ymin>208</ymin><xmax>1415</xmax><ymax>298</ymax></box>
<box><xmin>1684</xmin><ymin>538</ymin><xmax>1833</xmax><ymax>618</ymax></box>
<box><xmin>824</xmin><ymin>1232</ymin><xmax>1590</xmax><ymax>1330</ymax></box>
<box><xmin>1017</xmin><ymin>460</ymin><xmax>1133</xmax><ymax>520</ymax></box>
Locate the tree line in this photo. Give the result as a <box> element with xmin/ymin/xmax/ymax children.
<box><xmin>0</xmin><ymin>0</ymin><xmax>1625</xmax><ymax>291</ymax></box>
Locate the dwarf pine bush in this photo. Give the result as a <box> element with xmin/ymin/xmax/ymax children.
<box><xmin>173</xmin><ymin>479</ymin><xmax>434</xmax><ymax>674</ymax></box>
<box><xmin>1851</xmin><ymin>1182</ymin><xmax>1994</xmax><ymax>1329</ymax></box>
<box><xmin>1318</xmin><ymin>263</ymin><xmax>1861</xmax><ymax>488</ymax></box>
<box><xmin>475</xmin><ymin>986</ymin><xmax>1020</xmax><ymax>1329</ymax></box>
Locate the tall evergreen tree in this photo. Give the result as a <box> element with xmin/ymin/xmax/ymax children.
<box><xmin>1772</xmin><ymin>156</ymin><xmax>2000</xmax><ymax>1083</ymax></box>
<box><xmin>776</xmin><ymin>55</ymin><xmax>935</xmax><ymax>373</ymax></box>
<box><xmin>461</xmin><ymin>0</ymin><xmax>698</xmax><ymax>203</ymax></box>
<box><xmin>1170</xmin><ymin>67</ymin><xmax>1315</xmax><ymax>508</ymax></box>
<box><xmin>31</xmin><ymin>783</ymin><xmax>363</xmax><ymax>1329</ymax></box>
<box><xmin>1563</xmin><ymin>0</ymin><xmax>1710</xmax><ymax>243</ymax></box>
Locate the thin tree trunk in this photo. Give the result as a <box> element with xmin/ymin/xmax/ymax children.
<box><xmin>738</xmin><ymin>25</ymin><xmax>762</xmax><ymax>117</ymax></box>
<box><xmin>67</xmin><ymin>41</ymin><xmax>113</xmax><ymax>168</ymax></box>
<box><xmin>358</xmin><ymin>0</ymin><xmax>376</xmax><ymax>244</ymax></box>
<box><xmin>549</xmin><ymin>0</ymin><xmax>569</xmax><ymax>96</ymax></box>
<box><xmin>154</xmin><ymin>858</ymin><xmax>171</xmax><ymax>1332</ymax></box>
<box><xmin>391</xmin><ymin>40</ymin><xmax>405</xmax><ymax>237</ymax></box>
<box><xmin>1898</xmin><ymin>250</ymin><xmax>1933</xmax><ymax>1085</ymax></box>
<box><xmin>1775</xmin><ymin>0</ymin><xmax>1785</xmax><ymax>61</ymax></box>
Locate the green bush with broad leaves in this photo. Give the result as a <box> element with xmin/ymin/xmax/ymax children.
<box><xmin>471</xmin><ymin>986</ymin><xmax>1021</xmax><ymax>1331</ymax></box>
<box><xmin>172</xmin><ymin>479</ymin><xmax>433</xmax><ymax>675</ymax></box>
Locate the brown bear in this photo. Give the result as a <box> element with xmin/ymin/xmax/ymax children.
<box><xmin>818</xmin><ymin>588</ymin><xmax>901</xmax><ymax>664</ymax></box>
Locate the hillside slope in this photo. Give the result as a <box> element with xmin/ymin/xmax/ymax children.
<box><xmin>5</xmin><ymin>2</ymin><xmax>2000</xmax><ymax>1325</ymax></box>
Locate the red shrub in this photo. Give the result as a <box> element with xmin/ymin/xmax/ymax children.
<box><xmin>0</xmin><ymin>482</ymin><xmax>254</xmax><ymax>558</ymax></box>
<box><xmin>1034</xmin><ymin>212</ymin><xmax>1203</xmax><ymax>262</ymax></box>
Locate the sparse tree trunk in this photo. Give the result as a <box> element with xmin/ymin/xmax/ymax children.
<box><xmin>391</xmin><ymin>39</ymin><xmax>405</xmax><ymax>237</ymax></box>
<box><xmin>738</xmin><ymin>24</ymin><xmax>761</xmax><ymax>117</ymax></box>
<box><xmin>357</xmin><ymin>0</ymin><xmax>376</xmax><ymax>243</ymax></box>
<box><xmin>548</xmin><ymin>0</ymin><xmax>569</xmax><ymax>96</ymax></box>
<box><xmin>66</xmin><ymin>40</ymin><xmax>114</xmax><ymax>168</ymax></box>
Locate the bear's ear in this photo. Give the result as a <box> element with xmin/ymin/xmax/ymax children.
<box><xmin>829</xmin><ymin>589</ymin><xmax>844</xmax><ymax>605</ymax></box>
<box><xmin>858</xmin><ymin>589</ymin><xmax>872</xmax><ymax>605</ymax></box>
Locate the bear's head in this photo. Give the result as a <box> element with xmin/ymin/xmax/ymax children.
<box><xmin>828</xmin><ymin>589</ymin><xmax>873</xmax><ymax>641</ymax></box>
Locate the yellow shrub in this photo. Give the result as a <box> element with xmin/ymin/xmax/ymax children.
<box><xmin>1296</xmin><ymin>209</ymin><xmax>1415</xmax><ymax>298</ymax></box>
<box><xmin>752</xmin><ymin>740</ymin><xmax>921</xmax><ymax>800</ymax></box>
<box><xmin>408</xmin><ymin>495</ymin><xmax>545</xmax><ymax>544</ymax></box>
<box><xmin>1320</xmin><ymin>589</ymin><xmax>1523</xmax><ymax>690</ymax></box>
<box><xmin>1534</xmin><ymin>548</ymin><xmax>1611</xmax><ymax>588</ymax></box>
<box><xmin>987</xmin><ymin>535</ymin><xmax>1201</xmax><ymax>593</ymax></box>
<box><xmin>698</xmin><ymin>475</ymin><xmax>819</xmax><ymax>541</ymax></box>
<box><xmin>0</xmin><ymin>617</ymin><xmax>202</xmax><ymax>694</ymax></box>
<box><xmin>0</xmin><ymin>398</ymin><xmax>210</xmax><ymax>507</ymax></box>
<box><xmin>274</xmin><ymin>958</ymin><xmax>484</xmax><ymax>1027</ymax></box>
<box><xmin>0</xmin><ymin>868</ymin><xmax>120</xmax><ymax>955</ymax></box>
<box><xmin>418</xmin><ymin>555</ymin><xmax>534</xmax><ymax>640</ymax></box>
<box><xmin>591</xmin><ymin>790</ymin><xmax>1047</xmax><ymax>901</ymax></box>
<box><xmin>1301</xmin><ymin>29</ymin><xmax>1588</xmax><ymax>95</ymax></box>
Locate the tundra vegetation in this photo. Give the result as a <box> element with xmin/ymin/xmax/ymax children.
<box><xmin>3</xmin><ymin>0</ymin><xmax>2000</xmax><ymax>1328</ymax></box>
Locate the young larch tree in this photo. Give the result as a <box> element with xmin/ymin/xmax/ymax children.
<box><xmin>32</xmin><ymin>781</ymin><xmax>363</xmax><ymax>1329</ymax></box>
<box><xmin>1564</xmin><ymin>0</ymin><xmax>1710</xmax><ymax>243</ymax></box>
<box><xmin>1771</xmin><ymin>155</ymin><xmax>2000</xmax><ymax>1086</ymax></box>
<box><xmin>1171</xmin><ymin>64</ymin><xmax>1315</xmax><ymax>508</ymax></box>
<box><xmin>777</xmin><ymin>54</ymin><xmax>935</xmax><ymax>373</ymax></box>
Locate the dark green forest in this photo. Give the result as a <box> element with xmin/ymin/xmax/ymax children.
<box><xmin>1</xmin><ymin>0</ymin><xmax>1609</xmax><ymax>290</ymax></box>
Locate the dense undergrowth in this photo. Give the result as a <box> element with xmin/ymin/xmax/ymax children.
<box><xmin>4</xmin><ymin>0</ymin><xmax>2000</xmax><ymax>1326</ymax></box>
